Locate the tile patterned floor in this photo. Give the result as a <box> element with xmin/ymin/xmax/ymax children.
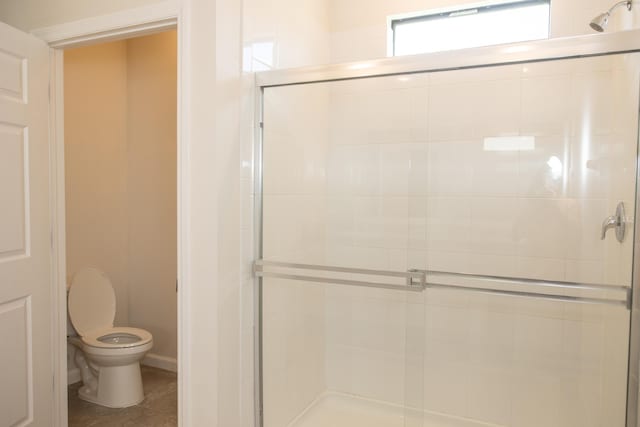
<box><xmin>68</xmin><ymin>366</ymin><xmax>177</xmax><ymax>427</ymax></box>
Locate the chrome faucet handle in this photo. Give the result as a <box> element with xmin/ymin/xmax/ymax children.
<box><xmin>601</xmin><ymin>202</ymin><xmax>626</xmax><ymax>242</ymax></box>
<box><xmin>601</xmin><ymin>215</ymin><xmax>618</xmax><ymax>240</ymax></box>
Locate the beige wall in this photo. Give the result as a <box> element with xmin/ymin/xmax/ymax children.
<box><xmin>64</xmin><ymin>41</ymin><xmax>130</xmax><ymax>326</ymax></box>
<box><xmin>126</xmin><ymin>31</ymin><xmax>178</xmax><ymax>361</ymax></box>
<box><xmin>65</xmin><ymin>31</ymin><xmax>177</xmax><ymax>360</ymax></box>
<box><xmin>0</xmin><ymin>0</ymin><xmax>165</xmax><ymax>32</ymax></box>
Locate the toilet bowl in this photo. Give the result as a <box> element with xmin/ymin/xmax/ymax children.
<box><xmin>68</xmin><ymin>268</ymin><xmax>153</xmax><ymax>408</ymax></box>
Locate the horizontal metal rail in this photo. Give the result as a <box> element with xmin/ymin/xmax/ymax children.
<box><xmin>419</xmin><ymin>269</ymin><xmax>630</xmax><ymax>293</ymax></box>
<box><xmin>253</xmin><ymin>260</ymin><xmax>426</xmax><ymax>292</ymax></box>
<box><xmin>418</xmin><ymin>270</ymin><xmax>631</xmax><ymax>308</ymax></box>
<box><xmin>256</xmin><ymin>272</ymin><xmax>427</xmax><ymax>292</ymax></box>
<box><xmin>254</xmin><ymin>260</ymin><xmax>631</xmax><ymax>307</ymax></box>
<box><xmin>424</xmin><ymin>282</ymin><xmax>629</xmax><ymax>308</ymax></box>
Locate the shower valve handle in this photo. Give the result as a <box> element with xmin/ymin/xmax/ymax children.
<box><xmin>601</xmin><ymin>202</ymin><xmax>625</xmax><ymax>243</ymax></box>
<box><xmin>601</xmin><ymin>216</ymin><xmax>618</xmax><ymax>239</ymax></box>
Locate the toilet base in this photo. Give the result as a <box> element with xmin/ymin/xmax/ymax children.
<box><xmin>78</xmin><ymin>362</ymin><xmax>145</xmax><ymax>408</ymax></box>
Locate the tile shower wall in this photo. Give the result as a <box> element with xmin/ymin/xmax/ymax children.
<box><xmin>262</xmin><ymin>84</ymin><xmax>330</xmax><ymax>427</ymax></box>
<box><xmin>325</xmin><ymin>56</ymin><xmax>637</xmax><ymax>286</ymax></box>
<box><xmin>262</xmin><ymin>53</ymin><xmax>640</xmax><ymax>426</ymax></box>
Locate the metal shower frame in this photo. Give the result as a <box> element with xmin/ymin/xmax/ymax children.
<box><xmin>252</xmin><ymin>28</ymin><xmax>640</xmax><ymax>427</ymax></box>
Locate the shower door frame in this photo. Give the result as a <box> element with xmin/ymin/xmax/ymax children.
<box><xmin>253</xmin><ymin>28</ymin><xmax>640</xmax><ymax>427</ymax></box>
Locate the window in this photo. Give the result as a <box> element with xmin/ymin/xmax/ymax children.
<box><xmin>390</xmin><ymin>0</ymin><xmax>550</xmax><ymax>56</ymax></box>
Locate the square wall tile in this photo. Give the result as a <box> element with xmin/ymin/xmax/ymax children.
<box><xmin>516</xmin><ymin>198</ymin><xmax>568</xmax><ymax>260</ymax></box>
<box><xmin>426</xmin><ymin>197</ymin><xmax>472</xmax><ymax>253</ymax></box>
<box><xmin>470</xmin><ymin>198</ymin><xmax>518</xmax><ymax>256</ymax></box>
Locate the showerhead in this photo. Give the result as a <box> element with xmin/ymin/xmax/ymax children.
<box><xmin>589</xmin><ymin>0</ymin><xmax>632</xmax><ymax>32</ymax></box>
<box><xmin>590</xmin><ymin>12</ymin><xmax>610</xmax><ymax>32</ymax></box>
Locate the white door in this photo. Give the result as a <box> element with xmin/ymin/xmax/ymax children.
<box><xmin>0</xmin><ymin>22</ymin><xmax>52</xmax><ymax>427</ymax></box>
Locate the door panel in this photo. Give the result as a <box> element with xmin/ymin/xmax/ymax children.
<box><xmin>0</xmin><ymin>48</ymin><xmax>26</xmax><ymax>102</ymax></box>
<box><xmin>0</xmin><ymin>21</ymin><xmax>52</xmax><ymax>427</ymax></box>
<box><xmin>0</xmin><ymin>297</ymin><xmax>32</xmax><ymax>426</ymax></box>
<box><xmin>0</xmin><ymin>123</ymin><xmax>27</xmax><ymax>257</ymax></box>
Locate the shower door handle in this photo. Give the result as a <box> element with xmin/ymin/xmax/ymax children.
<box><xmin>601</xmin><ymin>202</ymin><xmax>625</xmax><ymax>242</ymax></box>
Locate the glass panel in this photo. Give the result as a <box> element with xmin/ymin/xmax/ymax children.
<box><xmin>260</xmin><ymin>52</ymin><xmax>639</xmax><ymax>426</ymax></box>
<box><xmin>261</xmin><ymin>277</ymin><xmax>426</xmax><ymax>427</ymax></box>
<box><xmin>261</xmin><ymin>78</ymin><xmax>426</xmax><ymax>426</ymax></box>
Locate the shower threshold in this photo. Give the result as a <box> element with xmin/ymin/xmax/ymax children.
<box><xmin>287</xmin><ymin>391</ymin><xmax>500</xmax><ymax>427</ymax></box>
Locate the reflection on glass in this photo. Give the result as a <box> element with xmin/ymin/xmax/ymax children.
<box><xmin>547</xmin><ymin>155</ymin><xmax>563</xmax><ymax>180</ymax></box>
<box><xmin>243</xmin><ymin>40</ymin><xmax>275</xmax><ymax>72</ymax></box>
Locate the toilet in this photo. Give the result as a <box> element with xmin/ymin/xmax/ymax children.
<box><xmin>67</xmin><ymin>267</ymin><xmax>153</xmax><ymax>408</ymax></box>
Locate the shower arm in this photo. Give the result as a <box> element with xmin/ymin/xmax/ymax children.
<box><xmin>607</xmin><ymin>0</ymin><xmax>632</xmax><ymax>15</ymax></box>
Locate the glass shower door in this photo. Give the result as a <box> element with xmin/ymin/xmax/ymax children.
<box><xmin>258</xmin><ymin>50</ymin><xmax>639</xmax><ymax>427</ymax></box>
<box><xmin>412</xmin><ymin>54</ymin><xmax>637</xmax><ymax>427</ymax></box>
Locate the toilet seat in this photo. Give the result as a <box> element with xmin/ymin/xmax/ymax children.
<box><xmin>82</xmin><ymin>327</ymin><xmax>153</xmax><ymax>349</ymax></box>
<box><xmin>68</xmin><ymin>268</ymin><xmax>154</xmax><ymax>351</ymax></box>
<box><xmin>68</xmin><ymin>268</ymin><xmax>117</xmax><ymax>337</ymax></box>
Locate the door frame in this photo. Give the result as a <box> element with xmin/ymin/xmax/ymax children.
<box><xmin>33</xmin><ymin>2</ymin><xmax>188</xmax><ymax>426</ymax></box>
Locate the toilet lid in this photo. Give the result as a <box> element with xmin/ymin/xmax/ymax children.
<box><xmin>68</xmin><ymin>268</ymin><xmax>116</xmax><ymax>336</ymax></box>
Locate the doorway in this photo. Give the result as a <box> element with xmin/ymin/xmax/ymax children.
<box><xmin>62</xmin><ymin>30</ymin><xmax>178</xmax><ymax>426</ymax></box>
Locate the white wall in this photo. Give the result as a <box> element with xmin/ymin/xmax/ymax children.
<box><xmin>243</xmin><ymin>0</ymin><xmax>330</xmax><ymax>70</ymax></box>
<box><xmin>179</xmin><ymin>0</ymin><xmax>247</xmax><ymax>424</ymax></box>
<box><xmin>65</xmin><ymin>31</ymin><xmax>178</xmax><ymax>362</ymax></box>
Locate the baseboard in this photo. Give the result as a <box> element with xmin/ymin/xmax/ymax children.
<box><xmin>67</xmin><ymin>367</ymin><xmax>81</xmax><ymax>385</ymax></box>
<box><xmin>142</xmin><ymin>353</ymin><xmax>177</xmax><ymax>373</ymax></box>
